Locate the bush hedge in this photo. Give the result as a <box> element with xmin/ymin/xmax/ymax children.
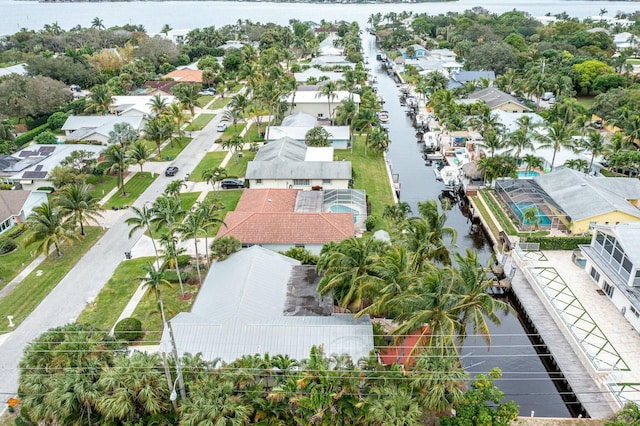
<box><xmin>0</xmin><ymin>236</ymin><xmax>18</xmax><ymax>255</ymax></box>
<box><xmin>5</xmin><ymin>223</ymin><xmax>26</xmax><ymax>239</ymax></box>
<box><xmin>522</xmin><ymin>235</ymin><xmax>592</xmax><ymax>250</ymax></box>
<box><xmin>113</xmin><ymin>317</ymin><xmax>143</xmax><ymax>342</ymax></box>
<box><xmin>14</xmin><ymin>123</ymin><xmax>51</xmax><ymax>149</ymax></box>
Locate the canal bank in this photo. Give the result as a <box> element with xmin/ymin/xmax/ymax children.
<box><xmin>364</xmin><ymin>33</ymin><xmax>575</xmax><ymax>417</ymax></box>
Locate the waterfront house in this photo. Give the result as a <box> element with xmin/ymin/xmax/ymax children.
<box><xmin>216</xmin><ymin>188</ymin><xmax>361</xmax><ymax>253</ymax></box>
<box><xmin>159</xmin><ymin>246</ymin><xmax>373</xmax><ymax>363</ymax></box>
<box><xmin>0</xmin><ymin>190</ymin><xmax>48</xmax><ymax>235</ymax></box>
<box><xmin>399</xmin><ymin>44</ymin><xmax>428</xmax><ymax>59</ymax></box>
<box><xmin>581</xmin><ymin>223</ymin><xmax>640</xmax><ymax>333</ymax></box>
<box><xmin>448</xmin><ymin>70</ymin><xmax>496</xmax><ymax>90</ymax></box>
<box><xmin>461</xmin><ymin>87</ymin><xmax>531</xmax><ymax>113</ymax></box>
<box><xmin>294</xmin><ymin>68</ymin><xmax>344</xmax><ymax>83</ymax></box>
<box><xmin>284</xmin><ymin>90</ymin><xmax>359</xmax><ymax>120</ymax></box>
<box><xmin>309</xmin><ymin>56</ymin><xmax>355</xmax><ymax>69</ymax></box>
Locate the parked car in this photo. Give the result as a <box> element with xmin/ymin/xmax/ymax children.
<box><xmin>164</xmin><ymin>166</ymin><xmax>179</xmax><ymax>177</ymax></box>
<box><xmin>541</xmin><ymin>92</ymin><xmax>554</xmax><ymax>101</ymax></box>
<box><xmin>216</xmin><ymin>122</ymin><xmax>228</xmax><ymax>132</ymax></box>
<box><xmin>221</xmin><ymin>178</ymin><xmax>245</xmax><ymax>189</ymax></box>
<box><xmin>198</xmin><ymin>88</ymin><xmax>217</xmax><ymax>96</ymax></box>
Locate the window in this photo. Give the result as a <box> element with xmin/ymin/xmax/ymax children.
<box><xmin>295</xmin><ymin>244</ymin><xmax>305</xmax><ymax>248</ymax></box>
<box><xmin>603</xmin><ymin>282</ymin><xmax>614</xmax><ymax>298</ymax></box>
<box><xmin>589</xmin><ymin>267</ymin><xmax>600</xmax><ymax>282</ymax></box>
<box><xmin>595</xmin><ymin>232</ymin><xmax>605</xmax><ymax>247</ymax></box>
<box><xmin>613</xmin><ymin>248</ymin><xmax>624</xmax><ymax>263</ymax></box>
<box><xmin>293</xmin><ymin>179</ymin><xmax>310</xmax><ymax>186</ymax></box>
<box><xmin>631</xmin><ymin>306</ymin><xmax>640</xmax><ymax>319</ymax></box>
<box><xmin>256</xmin><ymin>179</ymin><xmax>262</xmax><ymax>184</ymax></box>
<box><xmin>604</xmin><ymin>236</ymin><xmax>615</xmax><ymax>254</ymax></box>
<box><xmin>322</xmin><ymin>179</ymin><xmax>331</xmax><ymax>184</ymax></box>
<box><xmin>623</xmin><ymin>257</ymin><xmax>633</xmax><ymax>273</ymax></box>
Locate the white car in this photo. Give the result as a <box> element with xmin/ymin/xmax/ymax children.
<box><xmin>216</xmin><ymin>122</ymin><xmax>228</xmax><ymax>132</ymax></box>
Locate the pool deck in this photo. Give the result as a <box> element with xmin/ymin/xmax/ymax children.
<box><xmin>506</xmin><ymin>249</ymin><xmax>640</xmax><ymax>418</ymax></box>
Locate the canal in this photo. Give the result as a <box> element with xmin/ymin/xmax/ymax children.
<box><xmin>363</xmin><ymin>33</ymin><xmax>573</xmax><ymax>418</ymax></box>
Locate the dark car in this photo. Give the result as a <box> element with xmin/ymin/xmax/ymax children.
<box><xmin>165</xmin><ymin>166</ymin><xmax>179</xmax><ymax>177</ymax></box>
<box><xmin>221</xmin><ymin>178</ymin><xmax>245</xmax><ymax>189</ymax></box>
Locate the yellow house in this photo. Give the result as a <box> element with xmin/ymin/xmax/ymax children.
<box><xmin>534</xmin><ymin>168</ymin><xmax>640</xmax><ymax>234</ymax></box>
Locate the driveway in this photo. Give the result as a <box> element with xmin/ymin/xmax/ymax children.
<box><xmin>0</xmin><ymin>112</ymin><xmax>229</xmax><ymax>397</ymax></box>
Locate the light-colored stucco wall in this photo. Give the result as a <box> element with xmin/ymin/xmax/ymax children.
<box><xmin>493</xmin><ymin>103</ymin><xmax>529</xmax><ymax>113</ymax></box>
<box><xmin>573</xmin><ymin>211</ymin><xmax>640</xmax><ymax>235</ymax></box>
<box><xmin>248</xmin><ymin>178</ymin><xmax>350</xmax><ymax>190</ymax></box>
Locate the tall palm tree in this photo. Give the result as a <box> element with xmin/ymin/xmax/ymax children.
<box><xmin>90</xmin><ymin>17</ymin><xmax>105</xmax><ymax>30</ymax></box>
<box><xmin>159</xmin><ymin>232</ymin><xmax>186</xmax><ymax>297</ymax></box>
<box><xmin>201</xmin><ymin>167</ymin><xmax>227</xmax><ymax>193</ymax></box>
<box><xmin>144</xmin><ymin>118</ymin><xmax>173</xmax><ymax>158</ymax></box>
<box><xmin>166</xmin><ymin>103</ymin><xmax>188</xmax><ymax>145</ymax></box>
<box><xmin>125</xmin><ymin>205</ymin><xmax>161</xmax><ymax>267</ymax></box>
<box><xmin>522</xmin><ymin>153</ymin><xmax>543</xmax><ymax>172</ymax></box>
<box><xmin>151</xmin><ymin>195</ymin><xmax>185</xmax><ymax>232</ymax></box>
<box><xmin>536</xmin><ymin>120</ymin><xmax>575</xmax><ymax>171</ymax></box>
<box><xmin>580</xmin><ymin>130</ymin><xmax>611</xmax><ymax>174</ymax></box>
<box><xmin>101</xmin><ymin>143</ymin><xmax>129</xmax><ymax>196</ymax></box>
<box><xmin>318</xmin><ymin>80</ymin><xmax>339</xmax><ymax>123</ymax></box>
<box><xmin>179</xmin><ymin>379</ymin><xmax>252</xmax><ymax>426</ymax></box>
<box><xmin>126</xmin><ymin>140</ymin><xmax>150</xmax><ymax>174</ymax></box>
<box><xmin>478</xmin><ymin>127</ymin><xmax>505</xmax><ymax>157</ymax></box>
<box><xmin>84</xmin><ymin>85</ymin><xmax>112</xmax><ymax>115</ymax></box>
<box><xmin>23</xmin><ymin>203</ymin><xmax>78</xmax><ymax>257</ymax></box>
<box><xmin>177</xmin><ymin>209</ymin><xmax>207</xmax><ymax>284</ymax></box>
<box><xmin>147</xmin><ymin>94</ymin><xmax>169</xmax><ymax>118</ymax></box>
<box><xmin>197</xmin><ymin>199</ymin><xmax>226</xmax><ymax>262</ymax></box>
<box><xmin>164</xmin><ymin>179</ymin><xmax>186</xmax><ymax>200</ymax></box>
<box><xmin>334</xmin><ymin>98</ymin><xmax>358</xmax><ymax>148</ymax></box>
<box><xmin>56</xmin><ymin>183</ymin><xmax>103</xmax><ymax>236</ymax></box>
<box><xmin>222</xmin><ymin>135</ymin><xmax>244</xmax><ymax>164</ymax></box>
<box><xmin>367</xmin><ymin>127</ymin><xmax>389</xmax><ymax>155</ymax></box>
<box><xmin>139</xmin><ymin>261</ymin><xmax>171</xmax><ymax>325</ymax></box>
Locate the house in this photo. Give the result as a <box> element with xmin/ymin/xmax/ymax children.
<box><xmin>534</xmin><ymin>168</ymin><xmax>640</xmax><ymax>234</ymax></box>
<box><xmin>157</xmin><ymin>29</ymin><xmax>190</xmax><ymax>45</ymax></box>
<box><xmin>109</xmin><ymin>95</ymin><xmax>176</xmax><ymax>117</ymax></box>
<box><xmin>0</xmin><ymin>190</ymin><xmax>48</xmax><ymax>235</ymax></box>
<box><xmin>285</xmin><ymin>90</ymin><xmax>359</xmax><ymax>120</ymax></box>
<box><xmin>245</xmin><ymin>137</ymin><xmax>352</xmax><ymax>190</ymax></box>
<box><xmin>293</xmin><ymin>68</ymin><xmax>344</xmax><ymax>83</ymax></box>
<box><xmin>266</xmin><ymin>125</ymin><xmax>350</xmax><ymax>149</ymax></box>
<box><xmin>309</xmin><ymin>56</ymin><xmax>355</xmax><ymax>69</ymax></box>
<box><xmin>162</xmin><ymin>69</ymin><xmax>203</xmax><ymax>83</ymax></box>
<box><xmin>399</xmin><ymin>44</ymin><xmax>428</xmax><ymax>59</ymax></box>
<box><xmin>318</xmin><ymin>36</ymin><xmax>344</xmax><ymax>56</ymax></box>
<box><xmin>448</xmin><ymin>70</ymin><xmax>496</xmax><ymax>90</ymax></box>
<box><xmin>613</xmin><ymin>32</ymin><xmax>637</xmax><ymax>50</ymax></box>
<box><xmin>159</xmin><ymin>246</ymin><xmax>373</xmax><ymax>363</ymax></box>
<box><xmin>462</xmin><ymin>87</ymin><xmax>531</xmax><ymax>113</ymax></box>
<box><xmin>219</xmin><ymin>40</ymin><xmax>245</xmax><ymax>51</ymax></box>
<box><xmin>0</xmin><ymin>63</ymin><xmax>28</xmax><ymax>78</ymax></box>
<box><xmin>217</xmin><ymin>188</ymin><xmax>363</xmax><ymax>253</ymax></box>
<box><xmin>429</xmin><ymin>48</ymin><xmax>457</xmax><ymax>61</ymax></box>
<box><xmin>61</xmin><ymin>115</ymin><xmax>145</xmax><ymax>144</ymax></box>
<box><xmin>580</xmin><ymin>223</ymin><xmax>640</xmax><ymax>333</ymax></box>
<box><xmin>0</xmin><ymin>145</ymin><xmax>104</xmax><ymax>191</ymax></box>
<box><xmin>142</xmin><ymin>80</ymin><xmax>180</xmax><ymax>96</ymax></box>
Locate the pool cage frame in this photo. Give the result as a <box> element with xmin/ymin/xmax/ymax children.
<box><xmin>323</xmin><ymin>189</ymin><xmax>368</xmax><ymax>232</ymax></box>
<box><xmin>494</xmin><ymin>178</ymin><xmax>569</xmax><ymax>232</ymax></box>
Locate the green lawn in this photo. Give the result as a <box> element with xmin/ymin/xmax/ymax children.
<box><xmin>0</xmin><ymin>233</ymin><xmax>34</xmax><ymax>291</ymax></box>
<box><xmin>191</xmin><ymin>151</ymin><xmax>228</xmax><ymax>182</ymax></box>
<box><xmin>626</xmin><ymin>58</ymin><xmax>640</xmax><ymax>65</ymax></box>
<box><xmin>478</xmin><ymin>189</ymin><xmax>548</xmax><ymax>237</ymax></box>
<box><xmin>245</xmin><ymin>123</ymin><xmax>267</xmax><ymax>142</ymax></box>
<box><xmin>0</xmin><ymin>227</ymin><xmax>104</xmax><ymax>329</ymax></box>
<box><xmin>77</xmin><ymin>257</ymin><xmax>154</xmax><ymax>331</ymax></box>
<box><xmin>335</xmin><ymin>135</ymin><xmax>394</xmax><ymax>216</ymax></box>
<box><xmin>203</xmin><ymin>190</ymin><xmax>243</xmax><ymax>235</ymax></box>
<box><xmin>471</xmin><ymin>195</ymin><xmax>501</xmax><ymax>242</ymax></box>
<box><xmin>219</xmin><ymin>123</ymin><xmax>246</xmax><ymax>141</ymax></box>
<box><xmin>210</xmin><ymin>97</ymin><xmax>231</xmax><ymax>109</ymax></box>
<box><xmin>225</xmin><ymin>150</ymin><xmax>255</xmax><ymax>178</ymax></box>
<box><xmin>575</xmin><ymin>96</ymin><xmax>595</xmax><ymax>109</ymax></box>
<box><xmin>196</xmin><ymin>95</ymin><xmax>215</xmax><ymax>108</ymax></box>
<box><xmin>86</xmin><ymin>174</ymin><xmax>119</xmax><ymax>200</ymax></box>
<box><xmin>180</xmin><ymin>192</ymin><xmax>201</xmax><ymax>211</ymax></box>
<box><xmin>158</xmin><ymin>136</ymin><xmax>192</xmax><ymax>161</ymax></box>
<box><xmin>186</xmin><ymin>113</ymin><xmax>216</xmax><ymax>131</ymax></box>
<box><xmin>103</xmin><ymin>172</ymin><xmax>158</xmax><ymax>209</ymax></box>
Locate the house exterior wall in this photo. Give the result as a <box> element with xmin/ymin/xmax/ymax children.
<box><xmin>18</xmin><ymin>179</ymin><xmax>53</xmax><ymax>192</ymax></box>
<box><xmin>245</xmin><ymin>243</ymin><xmax>325</xmax><ymax>255</ymax></box>
<box><xmin>248</xmin><ymin>178</ymin><xmax>350</xmax><ymax>190</ymax></box>
<box><xmin>494</xmin><ymin>103</ymin><xmax>529</xmax><ymax>113</ymax></box>
<box><xmin>573</xmin><ymin>211</ymin><xmax>640</xmax><ymax>235</ymax></box>
<box><xmin>289</xmin><ymin>103</ymin><xmax>335</xmax><ymax>119</ymax></box>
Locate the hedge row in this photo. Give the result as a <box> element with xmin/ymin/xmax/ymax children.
<box><xmin>522</xmin><ymin>235</ymin><xmax>592</xmax><ymax>250</ymax></box>
<box><xmin>14</xmin><ymin>123</ymin><xmax>51</xmax><ymax>148</ymax></box>
<box><xmin>5</xmin><ymin>223</ymin><xmax>26</xmax><ymax>239</ymax></box>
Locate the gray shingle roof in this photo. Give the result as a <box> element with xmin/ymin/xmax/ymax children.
<box><xmin>466</xmin><ymin>87</ymin><xmax>530</xmax><ymax>111</ymax></box>
<box><xmin>246</xmin><ymin>160</ymin><xmax>352</xmax><ymax>180</ymax></box>
<box><xmin>534</xmin><ymin>168</ymin><xmax>640</xmax><ymax>221</ymax></box>
<box><xmin>254</xmin><ymin>137</ymin><xmax>307</xmax><ymax>162</ymax></box>
<box><xmin>0</xmin><ymin>190</ymin><xmax>31</xmax><ymax>220</ymax></box>
<box><xmin>281</xmin><ymin>112</ymin><xmax>317</xmax><ymax>127</ymax></box>
<box><xmin>160</xmin><ymin>246</ymin><xmax>373</xmax><ymax>363</ymax></box>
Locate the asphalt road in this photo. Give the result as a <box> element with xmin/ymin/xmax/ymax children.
<box><xmin>0</xmin><ymin>112</ymin><xmax>228</xmax><ymax>398</ymax></box>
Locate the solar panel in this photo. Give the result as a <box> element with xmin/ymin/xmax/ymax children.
<box><xmin>22</xmin><ymin>171</ymin><xmax>48</xmax><ymax>179</ymax></box>
<box><xmin>39</xmin><ymin>146</ymin><xmax>55</xmax><ymax>155</ymax></box>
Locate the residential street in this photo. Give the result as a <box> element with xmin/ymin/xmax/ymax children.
<box><xmin>0</xmin><ymin>113</ymin><xmax>228</xmax><ymax>398</ymax></box>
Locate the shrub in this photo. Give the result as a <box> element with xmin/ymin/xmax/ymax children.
<box><xmin>13</xmin><ymin>123</ymin><xmax>50</xmax><ymax>149</ymax></box>
<box><xmin>280</xmin><ymin>247</ymin><xmax>318</xmax><ymax>265</ymax></box>
<box><xmin>522</xmin><ymin>235</ymin><xmax>592</xmax><ymax>250</ymax></box>
<box><xmin>0</xmin><ymin>236</ymin><xmax>17</xmax><ymax>255</ymax></box>
<box><xmin>6</xmin><ymin>223</ymin><xmax>26</xmax><ymax>239</ymax></box>
<box><xmin>177</xmin><ymin>254</ymin><xmax>192</xmax><ymax>268</ymax></box>
<box><xmin>365</xmin><ymin>215</ymin><xmax>378</xmax><ymax>232</ymax></box>
<box><xmin>47</xmin><ymin>112</ymin><xmax>69</xmax><ymax>130</ymax></box>
<box><xmin>34</xmin><ymin>131</ymin><xmax>58</xmax><ymax>145</ymax></box>
<box><xmin>113</xmin><ymin>317</ymin><xmax>143</xmax><ymax>342</ymax></box>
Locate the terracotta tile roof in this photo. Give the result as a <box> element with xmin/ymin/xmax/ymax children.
<box><xmin>235</xmin><ymin>189</ymin><xmax>300</xmax><ymax>213</ymax></box>
<box><xmin>163</xmin><ymin>69</ymin><xmax>203</xmax><ymax>83</ymax></box>
<box><xmin>217</xmin><ymin>212</ymin><xmax>354</xmax><ymax>244</ymax></box>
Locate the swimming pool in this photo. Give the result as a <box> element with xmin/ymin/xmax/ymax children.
<box><xmin>509</xmin><ymin>202</ymin><xmax>552</xmax><ymax>226</ymax></box>
<box><xmin>330</xmin><ymin>204</ymin><xmax>359</xmax><ymax>223</ymax></box>
<box><xmin>517</xmin><ymin>170</ymin><xmax>540</xmax><ymax>178</ymax></box>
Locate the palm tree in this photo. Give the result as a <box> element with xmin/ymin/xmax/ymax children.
<box><xmin>201</xmin><ymin>167</ymin><xmax>227</xmax><ymax>193</ymax></box>
<box><xmin>522</xmin><ymin>153</ymin><xmax>543</xmax><ymax>172</ymax></box>
<box><xmin>166</xmin><ymin>103</ymin><xmax>188</xmax><ymax>145</ymax></box>
<box><xmin>580</xmin><ymin>130</ymin><xmax>611</xmax><ymax>174</ymax></box>
<box><xmin>126</xmin><ymin>140</ymin><xmax>150</xmax><ymax>175</ymax></box>
<box><xmin>56</xmin><ymin>183</ymin><xmax>103</xmax><ymax>236</ymax></box>
<box><xmin>508</xmin><ymin>115</ymin><xmax>538</xmax><ymax>161</ymax></box>
<box><xmin>147</xmin><ymin>94</ymin><xmax>169</xmax><ymax>118</ymax></box>
<box><xmin>101</xmin><ymin>143</ymin><xmax>129</xmax><ymax>196</ymax></box>
<box><xmin>177</xmin><ymin>209</ymin><xmax>207</xmax><ymax>284</ymax></box>
<box><xmin>23</xmin><ymin>203</ymin><xmax>78</xmax><ymax>257</ymax></box>
<box><xmin>84</xmin><ymin>85</ymin><xmax>112</xmax><ymax>115</ymax></box>
<box><xmin>221</xmin><ymin>108</ymin><xmax>242</xmax><ymax>134</ymax></box>
<box><xmin>144</xmin><ymin>118</ymin><xmax>173</xmax><ymax>158</ymax></box>
<box><xmin>318</xmin><ymin>80</ymin><xmax>339</xmax><ymax>123</ymax></box>
<box><xmin>334</xmin><ymin>98</ymin><xmax>358</xmax><ymax>148</ymax></box>
<box><xmin>125</xmin><ymin>205</ymin><xmax>160</xmax><ymax>266</ymax></box>
<box><xmin>210</xmin><ymin>236</ymin><xmax>241</xmax><ymax>261</ymax></box>
<box><xmin>521</xmin><ymin>206</ymin><xmax>541</xmax><ymax>235</ymax></box>
<box><xmin>179</xmin><ymin>379</ymin><xmax>252</xmax><ymax>426</ymax></box>
<box><xmin>478</xmin><ymin>127</ymin><xmax>505</xmax><ymax>157</ymax></box>
<box><xmin>151</xmin><ymin>195</ymin><xmax>185</xmax><ymax>232</ymax></box>
<box><xmin>139</xmin><ymin>261</ymin><xmax>171</xmax><ymax>325</ymax></box>
<box><xmin>367</xmin><ymin>127</ymin><xmax>389</xmax><ymax>155</ymax></box>
<box><xmin>536</xmin><ymin>120</ymin><xmax>575</xmax><ymax>171</ymax></box>
<box><xmin>198</xmin><ymin>200</ymin><xmax>226</xmax><ymax>263</ymax></box>
<box><xmin>90</xmin><ymin>17</ymin><xmax>105</xmax><ymax>30</ymax></box>
<box><xmin>159</xmin><ymin>232</ymin><xmax>186</xmax><ymax>297</ymax></box>
<box><xmin>164</xmin><ymin>179</ymin><xmax>186</xmax><ymax>200</ymax></box>
<box><xmin>228</xmin><ymin>94</ymin><xmax>249</xmax><ymax>132</ymax></box>
<box><xmin>222</xmin><ymin>135</ymin><xmax>244</xmax><ymax>164</ymax></box>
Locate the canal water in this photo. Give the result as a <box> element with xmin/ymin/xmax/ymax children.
<box><xmin>364</xmin><ymin>34</ymin><xmax>573</xmax><ymax>418</ymax></box>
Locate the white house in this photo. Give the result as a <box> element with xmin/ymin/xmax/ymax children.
<box><xmin>266</xmin><ymin>125</ymin><xmax>350</xmax><ymax>149</ymax></box>
<box><xmin>285</xmin><ymin>90</ymin><xmax>359</xmax><ymax>120</ymax></box>
<box><xmin>157</xmin><ymin>29</ymin><xmax>190</xmax><ymax>45</ymax></box>
<box><xmin>294</xmin><ymin>68</ymin><xmax>345</xmax><ymax>83</ymax></box>
<box><xmin>159</xmin><ymin>246</ymin><xmax>373</xmax><ymax>363</ymax></box>
<box><xmin>581</xmin><ymin>223</ymin><xmax>640</xmax><ymax>333</ymax></box>
<box><xmin>0</xmin><ymin>190</ymin><xmax>48</xmax><ymax>235</ymax></box>
<box><xmin>61</xmin><ymin>115</ymin><xmax>145</xmax><ymax>144</ymax></box>
<box><xmin>109</xmin><ymin>95</ymin><xmax>177</xmax><ymax>117</ymax></box>
<box><xmin>613</xmin><ymin>32</ymin><xmax>637</xmax><ymax>50</ymax></box>
<box><xmin>309</xmin><ymin>56</ymin><xmax>355</xmax><ymax>69</ymax></box>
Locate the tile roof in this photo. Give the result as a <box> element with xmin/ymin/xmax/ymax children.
<box><xmin>0</xmin><ymin>190</ymin><xmax>31</xmax><ymax>220</ymax></box>
<box><xmin>217</xmin><ymin>212</ymin><xmax>354</xmax><ymax>244</ymax></box>
<box><xmin>235</xmin><ymin>188</ymin><xmax>300</xmax><ymax>213</ymax></box>
<box><xmin>162</xmin><ymin>69</ymin><xmax>203</xmax><ymax>82</ymax></box>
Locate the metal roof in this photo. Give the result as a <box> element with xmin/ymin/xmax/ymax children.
<box><xmin>246</xmin><ymin>160</ymin><xmax>352</xmax><ymax>180</ymax></box>
<box><xmin>254</xmin><ymin>137</ymin><xmax>307</xmax><ymax>162</ymax></box>
<box><xmin>160</xmin><ymin>246</ymin><xmax>373</xmax><ymax>363</ymax></box>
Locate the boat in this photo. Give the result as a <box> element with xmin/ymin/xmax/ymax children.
<box><xmin>440</xmin><ymin>166</ymin><xmax>462</xmax><ymax>193</ymax></box>
<box><xmin>378</xmin><ymin>110</ymin><xmax>389</xmax><ymax>123</ymax></box>
<box><xmin>423</xmin><ymin>131</ymin><xmax>440</xmax><ymax>152</ymax></box>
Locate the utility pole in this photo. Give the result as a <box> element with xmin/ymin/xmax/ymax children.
<box><xmin>167</xmin><ymin>320</ymin><xmax>187</xmax><ymax>399</ymax></box>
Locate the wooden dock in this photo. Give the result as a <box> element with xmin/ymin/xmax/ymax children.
<box><xmin>508</xmin><ymin>264</ymin><xmax>616</xmax><ymax>419</ymax></box>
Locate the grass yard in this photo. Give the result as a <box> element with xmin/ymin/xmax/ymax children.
<box><xmin>225</xmin><ymin>150</ymin><xmax>255</xmax><ymax>178</ymax></box>
<box><xmin>0</xmin><ymin>227</ymin><xmax>104</xmax><ymax>329</ymax></box>
<box><xmin>180</xmin><ymin>192</ymin><xmax>201</xmax><ymax>211</ymax></box>
<box><xmin>471</xmin><ymin>195</ymin><xmax>501</xmax><ymax>242</ymax></box>
<box><xmin>245</xmin><ymin>123</ymin><xmax>267</xmax><ymax>142</ymax></box>
<box><xmin>77</xmin><ymin>257</ymin><xmax>154</xmax><ymax>331</ymax></box>
<box><xmin>334</xmin><ymin>135</ymin><xmax>394</xmax><ymax>216</ymax></box>
<box><xmin>203</xmin><ymin>190</ymin><xmax>243</xmax><ymax>235</ymax></box>
<box><xmin>86</xmin><ymin>174</ymin><xmax>119</xmax><ymax>200</ymax></box>
<box><xmin>132</xmin><ymin>280</ymin><xmax>199</xmax><ymax>343</ymax></box>
<box><xmin>196</xmin><ymin>95</ymin><xmax>215</xmax><ymax>108</ymax></box>
<box><xmin>0</xmin><ymin>233</ymin><xmax>34</xmax><ymax>291</ymax></box>
<box><xmin>186</xmin><ymin>113</ymin><xmax>216</xmax><ymax>131</ymax></box>
<box><xmin>219</xmin><ymin>123</ymin><xmax>246</xmax><ymax>141</ymax></box>
<box><xmin>158</xmin><ymin>136</ymin><xmax>192</xmax><ymax>161</ymax></box>
<box><xmin>575</xmin><ymin>96</ymin><xmax>595</xmax><ymax>109</ymax></box>
<box><xmin>478</xmin><ymin>190</ymin><xmax>548</xmax><ymax>237</ymax></box>
<box><xmin>103</xmin><ymin>172</ymin><xmax>158</xmax><ymax>209</ymax></box>
<box><xmin>210</xmin><ymin>97</ymin><xmax>231</xmax><ymax>109</ymax></box>
<box><xmin>190</xmin><ymin>151</ymin><xmax>228</xmax><ymax>182</ymax></box>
